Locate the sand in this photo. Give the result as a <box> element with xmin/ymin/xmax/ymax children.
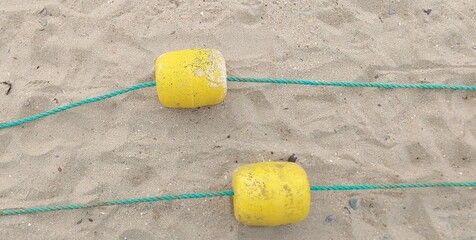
<box><xmin>1</xmin><ymin>0</ymin><xmax>475</xmax><ymax>239</ymax></box>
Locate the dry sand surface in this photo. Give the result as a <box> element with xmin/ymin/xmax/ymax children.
<box><xmin>1</xmin><ymin>0</ymin><xmax>476</xmax><ymax>239</ymax></box>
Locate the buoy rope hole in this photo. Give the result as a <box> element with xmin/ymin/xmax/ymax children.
<box><xmin>1</xmin><ymin>49</ymin><xmax>475</xmax><ymax>226</ymax></box>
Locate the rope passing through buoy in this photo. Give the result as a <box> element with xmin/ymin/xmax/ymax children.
<box><xmin>1</xmin><ymin>49</ymin><xmax>476</xmax><ymax>129</ymax></box>
<box><xmin>1</xmin><ymin>49</ymin><xmax>475</xmax><ymax>226</ymax></box>
<box><xmin>1</xmin><ymin>162</ymin><xmax>475</xmax><ymax>226</ymax></box>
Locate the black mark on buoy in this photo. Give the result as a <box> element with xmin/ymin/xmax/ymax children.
<box><xmin>287</xmin><ymin>154</ymin><xmax>297</xmax><ymax>163</ymax></box>
<box><xmin>2</xmin><ymin>81</ymin><xmax>12</xmax><ymax>95</ymax></box>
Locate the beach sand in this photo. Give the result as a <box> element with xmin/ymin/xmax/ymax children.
<box><xmin>1</xmin><ymin>0</ymin><xmax>475</xmax><ymax>239</ymax></box>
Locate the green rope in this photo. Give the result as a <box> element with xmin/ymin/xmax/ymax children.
<box><xmin>310</xmin><ymin>181</ymin><xmax>476</xmax><ymax>191</ymax></box>
<box><xmin>2</xmin><ymin>77</ymin><xmax>476</xmax><ymax>129</ymax></box>
<box><xmin>0</xmin><ymin>190</ymin><xmax>234</xmax><ymax>216</ymax></box>
<box><xmin>1</xmin><ymin>78</ymin><xmax>474</xmax><ymax>217</ymax></box>
<box><xmin>1</xmin><ymin>182</ymin><xmax>474</xmax><ymax>216</ymax></box>
<box><xmin>0</xmin><ymin>81</ymin><xmax>156</xmax><ymax>129</ymax></box>
<box><xmin>227</xmin><ymin>77</ymin><xmax>476</xmax><ymax>90</ymax></box>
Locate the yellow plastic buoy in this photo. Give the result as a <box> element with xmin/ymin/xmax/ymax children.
<box><xmin>155</xmin><ymin>49</ymin><xmax>227</xmax><ymax>108</ymax></box>
<box><xmin>232</xmin><ymin>162</ymin><xmax>311</xmax><ymax>226</ymax></box>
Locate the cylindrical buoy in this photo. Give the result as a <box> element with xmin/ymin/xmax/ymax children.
<box><xmin>155</xmin><ymin>49</ymin><xmax>227</xmax><ymax>108</ymax></box>
<box><xmin>232</xmin><ymin>162</ymin><xmax>311</xmax><ymax>226</ymax></box>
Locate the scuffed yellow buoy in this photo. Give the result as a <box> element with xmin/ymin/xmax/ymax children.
<box><xmin>232</xmin><ymin>162</ymin><xmax>311</xmax><ymax>226</ymax></box>
<box><xmin>155</xmin><ymin>49</ymin><xmax>227</xmax><ymax>108</ymax></box>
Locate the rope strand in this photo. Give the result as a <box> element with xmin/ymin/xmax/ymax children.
<box><xmin>1</xmin><ymin>78</ymin><xmax>475</xmax><ymax>217</ymax></box>
<box><xmin>0</xmin><ymin>81</ymin><xmax>156</xmax><ymax>129</ymax></box>
<box><xmin>227</xmin><ymin>77</ymin><xmax>476</xmax><ymax>90</ymax></box>
<box><xmin>2</xmin><ymin>77</ymin><xmax>476</xmax><ymax>129</ymax></box>
<box><xmin>310</xmin><ymin>182</ymin><xmax>476</xmax><ymax>191</ymax></box>
<box><xmin>2</xmin><ymin>182</ymin><xmax>474</xmax><ymax>217</ymax></box>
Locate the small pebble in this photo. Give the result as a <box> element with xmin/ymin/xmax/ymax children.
<box><xmin>324</xmin><ymin>215</ymin><xmax>335</xmax><ymax>224</ymax></box>
<box><xmin>2</xmin><ymin>81</ymin><xmax>12</xmax><ymax>95</ymax></box>
<box><xmin>39</xmin><ymin>19</ymin><xmax>48</xmax><ymax>27</ymax></box>
<box><xmin>472</xmin><ymin>45</ymin><xmax>476</xmax><ymax>50</ymax></box>
<box><xmin>423</xmin><ymin>9</ymin><xmax>432</xmax><ymax>15</ymax></box>
<box><xmin>287</xmin><ymin>153</ymin><xmax>297</xmax><ymax>163</ymax></box>
<box><xmin>39</xmin><ymin>7</ymin><xmax>48</xmax><ymax>16</ymax></box>
<box><xmin>388</xmin><ymin>9</ymin><xmax>397</xmax><ymax>15</ymax></box>
<box><xmin>349</xmin><ymin>198</ymin><xmax>360</xmax><ymax>210</ymax></box>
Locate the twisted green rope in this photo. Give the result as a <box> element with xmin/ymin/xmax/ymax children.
<box><xmin>310</xmin><ymin>181</ymin><xmax>476</xmax><ymax>191</ymax></box>
<box><xmin>0</xmin><ymin>190</ymin><xmax>234</xmax><ymax>216</ymax></box>
<box><xmin>0</xmin><ymin>82</ymin><xmax>156</xmax><ymax>129</ymax></box>
<box><xmin>228</xmin><ymin>77</ymin><xmax>476</xmax><ymax>90</ymax></box>
<box><xmin>1</xmin><ymin>79</ymin><xmax>474</xmax><ymax>217</ymax></box>
<box><xmin>2</xmin><ymin>77</ymin><xmax>476</xmax><ymax>129</ymax></box>
<box><xmin>1</xmin><ymin>182</ymin><xmax>474</xmax><ymax>216</ymax></box>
